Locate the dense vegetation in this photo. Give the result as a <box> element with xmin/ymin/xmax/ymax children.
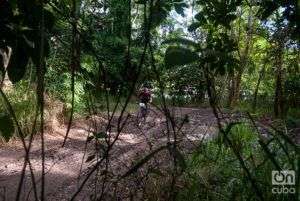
<box><xmin>0</xmin><ymin>0</ymin><xmax>299</xmax><ymax>200</ymax></box>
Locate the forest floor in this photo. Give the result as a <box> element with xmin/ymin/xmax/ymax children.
<box><xmin>0</xmin><ymin>107</ymin><xmax>218</xmax><ymax>201</ymax></box>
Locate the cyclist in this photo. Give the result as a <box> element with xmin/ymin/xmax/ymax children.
<box><xmin>138</xmin><ymin>86</ymin><xmax>151</xmax><ymax>124</ymax></box>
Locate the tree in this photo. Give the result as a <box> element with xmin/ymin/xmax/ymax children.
<box><xmin>228</xmin><ymin>0</ymin><xmax>255</xmax><ymax>107</ymax></box>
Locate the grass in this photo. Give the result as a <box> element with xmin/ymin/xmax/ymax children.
<box><xmin>179</xmin><ymin>121</ymin><xmax>298</xmax><ymax>201</ymax></box>
<box><xmin>0</xmin><ymin>81</ymin><xmax>38</xmax><ymax>142</ymax></box>
<box><xmin>235</xmin><ymin>101</ymin><xmax>273</xmax><ymax>117</ymax></box>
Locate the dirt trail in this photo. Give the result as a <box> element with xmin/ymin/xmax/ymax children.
<box><xmin>0</xmin><ymin>107</ymin><xmax>217</xmax><ymax>201</ymax></box>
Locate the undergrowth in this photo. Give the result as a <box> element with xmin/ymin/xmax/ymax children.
<box><xmin>176</xmin><ymin>123</ymin><xmax>299</xmax><ymax>201</ymax></box>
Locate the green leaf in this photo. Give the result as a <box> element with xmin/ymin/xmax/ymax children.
<box><xmin>151</xmin><ymin>1</ymin><xmax>170</xmax><ymax>28</ymax></box>
<box><xmin>164</xmin><ymin>46</ymin><xmax>199</xmax><ymax>68</ymax></box>
<box><xmin>188</xmin><ymin>22</ymin><xmax>201</xmax><ymax>32</ymax></box>
<box><xmin>174</xmin><ymin>2</ymin><xmax>188</xmax><ymax>16</ymax></box>
<box><xmin>149</xmin><ymin>0</ymin><xmax>188</xmax><ymax>28</ymax></box>
<box><xmin>224</xmin><ymin>122</ymin><xmax>242</xmax><ymax>134</ymax></box>
<box><xmin>194</xmin><ymin>13</ymin><xmax>207</xmax><ymax>24</ymax></box>
<box><xmin>0</xmin><ymin>113</ymin><xmax>15</xmax><ymax>142</ymax></box>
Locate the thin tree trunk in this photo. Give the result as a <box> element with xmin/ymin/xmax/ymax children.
<box><xmin>232</xmin><ymin>70</ymin><xmax>243</xmax><ymax>105</ymax></box>
<box><xmin>274</xmin><ymin>43</ymin><xmax>284</xmax><ymax>118</ymax></box>
<box><xmin>62</xmin><ymin>0</ymin><xmax>81</xmax><ymax>146</ymax></box>
<box><xmin>229</xmin><ymin>2</ymin><xmax>254</xmax><ymax>107</ymax></box>
<box><xmin>252</xmin><ymin>65</ymin><xmax>265</xmax><ymax>112</ymax></box>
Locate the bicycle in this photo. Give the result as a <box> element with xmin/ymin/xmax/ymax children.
<box><xmin>136</xmin><ymin>102</ymin><xmax>148</xmax><ymax>126</ymax></box>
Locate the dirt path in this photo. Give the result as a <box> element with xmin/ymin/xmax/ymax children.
<box><xmin>0</xmin><ymin>107</ymin><xmax>217</xmax><ymax>201</ymax></box>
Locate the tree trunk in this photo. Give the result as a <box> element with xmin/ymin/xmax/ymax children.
<box><xmin>228</xmin><ymin>3</ymin><xmax>253</xmax><ymax>107</ymax></box>
<box><xmin>232</xmin><ymin>70</ymin><xmax>243</xmax><ymax>106</ymax></box>
<box><xmin>228</xmin><ymin>73</ymin><xmax>236</xmax><ymax>107</ymax></box>
<box><xmin>274</xmin><ymin>43</ymin><xmax>284</xmax><ymax>118</ymax></box>
<box><xmin>252</xmin><ymin>65</ymin><xmax>265</xmax><ymax>112</ymax></box>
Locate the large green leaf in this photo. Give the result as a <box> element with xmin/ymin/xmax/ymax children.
<box><xmin>188</xmin><ymin>22</ymin><xmax>201</xmax><ymax>32</ymax></box>
<box><xmin>151</xmin><ymin>1</ymin><xmax>170</xmax><ymax>28</ymax></box>
<box><xmin>165</xmin><ymin>46</ymin><xmax>199</xmax><ymax>68</ymax></box>
<box><xmin>0</xmin><ymin>113</ymin><xmax>15</xmax><ymax>142</ymax></box>
<box><xmin>151</xmin><ymin>0</ymin><xmax>188</xmax><ymax>28</ymax></box>
<box><xmin>174</xmin><ymin>2</ymin><xmax>188</xmax><ymax>16</ymax></box>
<box><xmin>194</xmin><ymin>13</ymin><xmax>207</xmax><ymax>24</ymax></box>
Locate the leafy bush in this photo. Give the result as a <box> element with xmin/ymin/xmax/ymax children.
<box><xmin>0</xmin><ymin>81</ymin><xmax>38</xmax><ymax>141</ymax></box>
<box><xmin>176</xmin><ymin>123</ymin><xmax>298</xmax><ymax>201</ymax></box>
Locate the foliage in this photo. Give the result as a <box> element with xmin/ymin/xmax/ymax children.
<box><xmin>165</xmin><ymin>46</ymin><xmax>199</xmax><ymax>68</ymax></box>
<box><xmin>257</xmin><ymin>0</ymin><xmax>300</xmax><ymax>43</ymax></box>
<box><xmin>0</xmin><ymin>0</ymin><xmax>55</xmax><ymax>83</ymax></box>
<box><xmin>285</xmin><ymin>74</ymin><xmax>300</xmax><ymax>107</ymax></box>
<box><xmin>0</xmin><ymin>0</ymin><xmax>299</xmax><ymax>200</ymax></box>
<box><xmin>189</xmin><ymin>0</ymin><xmax>242</xmax><ymax>30</ymax></box>
<box><xmin>176</xmin><ymin>123</ymin><xmax>298</xmax><ymax>201</ymax></box>
<box><xmin>163</xmin><ymin>64</ymin><xmax>206</xmax><ymax>105</ymax></box>
<box><xmin>163</xmin><ymin>0</ymin><xmax>240</xmax><ymax>76</ymax></box>
<box><xmin>0</xmin><ymin>80</ymin><xmax>37</xmax><ymax>141</ymax></box>
<box><xmin>0</xmin><ymin>112</ymin><xmax>14</xmax><ymax>142</ymax></box>
<box><xmin>138</xmin><ymin>0</ymin><xmax>188</xmax><ymax>29</ymax></box>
